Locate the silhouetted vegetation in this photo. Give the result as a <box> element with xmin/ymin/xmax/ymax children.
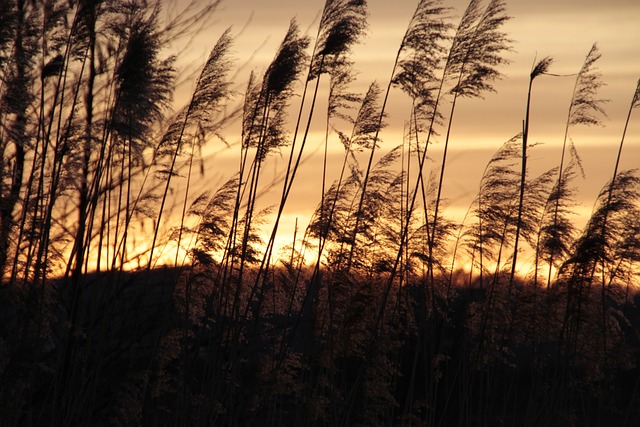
<box><xmin>1</xmin><ymin>0</ymin><xmax>640</xmax><ymax>426</ymax></box>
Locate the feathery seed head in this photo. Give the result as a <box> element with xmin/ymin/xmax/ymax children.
<box><xmin>265</xmin><ymin>19</ymin><xmax>310</xmax><ymax>97</ymax></box>
<box><xmin>113</xmin><ymin>9</ymin><xmax>174</xmax><ymax>144</ymax></box>
<box><xmin>352</xmin><ymin>82</ymin><xmax>385</xmax><ymax>150</ymax></box>
<box><xmin>531</xmin><ymin>56</ymin><xmax>553</xmax><ymax>80</ymax></box>
<box><xmin>568</xmin><ymin>43</ymin><xmax>608</xmax><ymax>127</ymax></box>
<box><xmin>632</xmin><ymin>78</ymin><xmax>640</xmax><ymax>109</ymax></box>
<box><xmin>448</xmin><ymin>0</ymin><xmax>512</xmax><ymax>99</ymax></box>
<box><xmin>310</xmin><ymin>0</ymin><xmax>367</xmax><ymax>80</ymax></box>
<box><xmin>394</xmin><ymin>0</ymin><xmax>452</xmax><ymax>107</ymax></box>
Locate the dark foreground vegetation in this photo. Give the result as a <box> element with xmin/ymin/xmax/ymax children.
<box><xmin>1</xmin><ymin>0</ymin><xmax>640</xmax><ymax>425</ymax></box>
<box><xmin>2</xmin><ymin>267</ymin><xmax>640</xmax><ymax>426</ymax></box>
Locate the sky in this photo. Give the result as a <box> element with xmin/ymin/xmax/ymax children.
<box><xmin>160</xmin><ymin>0</ymin><xmax>640</xmax><ymax>262</ymax></box>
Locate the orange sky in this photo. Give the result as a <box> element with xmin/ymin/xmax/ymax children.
<box><xmin>159</xmin><ymin>0</ymin><xmax>640</xmax><ymax>262</ymax></box>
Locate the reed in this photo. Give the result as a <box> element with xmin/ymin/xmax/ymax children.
<box><xmin>1</xmin><ymin>1</ymin><xmax>639</xmax><ymax>425</ymax></box>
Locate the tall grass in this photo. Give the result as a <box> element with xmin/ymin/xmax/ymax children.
<box><xmin>1</xmin><ymin>0</ymin><xmax>639</xmax><ymax>426</ymax></box>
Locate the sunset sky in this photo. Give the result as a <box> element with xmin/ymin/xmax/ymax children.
<box><xmin>7</xmin><ymin>2</ymin><xmax>638</xmax><ymax>419</ymax></box>
<box><xmin>163</xmin><ymin>0</ymin><xmax>640</xmax><ymax>259</ymax></box>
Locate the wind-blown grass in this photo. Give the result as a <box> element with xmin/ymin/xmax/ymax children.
<box><xmin>1</xmin><ymin>1</ymin><xmax>639</xmax><ymax>426</ymax></box>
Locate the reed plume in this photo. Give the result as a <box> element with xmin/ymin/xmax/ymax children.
<box><xmin>430</xmin><ymin>0</ymin><xmax>512</xmax><ymax>280</ymax></box>
<box><xmin>148</xmin><ymin>28</ymin><xmax>232</xmax><ymax>270</ymax></box>
<box><xmin>510</xmin><ymin>56</ymin><xmax>553</xmax><ymax>286</ymax></box>
<box><xmin>547</xmin><ymin>43</ymin><xmax>608</xmax><ymax>285</ymax></box>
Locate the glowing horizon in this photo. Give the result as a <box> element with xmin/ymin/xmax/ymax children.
<box><xmin>32</xmin><ymin>0</ymin><xmax>640</xmax><ymax>276</ymax></box>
